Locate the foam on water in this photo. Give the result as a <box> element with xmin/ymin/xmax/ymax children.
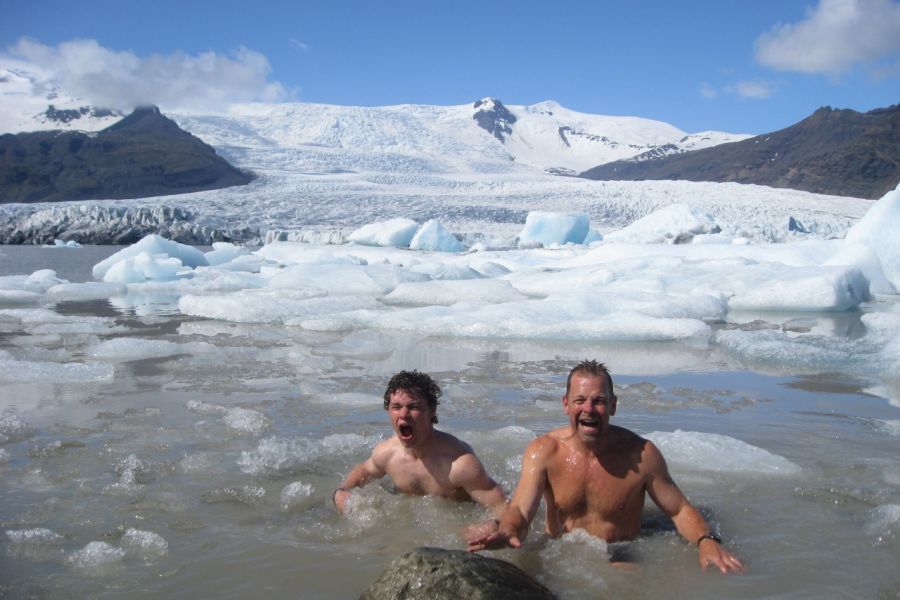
<box><xmin>120</xmin><ymin>528</ymin><xmax>168</xmax><ymax>557</ymax></box>
<box><xmin>65</xmin><ymin>541</ymin><xmax>126</xmax><ymax>568</ymax></box>
<box><xmin>864</xmin><ymin>505</ymin><xmax>900</xmax><ymax>544</ymax></box>
<box><xmin>645</xmin><ymin>430</ymin><xmax>801</xmax><ymax>475</ymax></box>
<box><xmin>202</xmin><ymin>485</ymin><xmax>267</xmax><ymax>505</ymax></box>
<box><xmin>280</xmin><ymin>481</ymin><xmax>314</xmax><ymax>510</ymax></box>
<box><xmin>237</xmin><ymin>433</ymin><xmax>381</xmax><ymax>476</ymax></box>
<box><xmin>5</xmin><ymin>528</ymin><xmax>64</xmax><ymax>544</ymax></box>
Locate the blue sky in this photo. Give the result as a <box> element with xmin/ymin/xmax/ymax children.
<box><xmin>2</xmin><ymin>0</ymin><xmax>898</xmax><ymax>134</ymax></box>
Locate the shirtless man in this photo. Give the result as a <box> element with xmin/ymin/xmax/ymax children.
<box><xmin>333</xmin><ymin>370</ymin><xmax>506</xmax><ymax>518</ymax></box>
<box><xmin>468</xmin><ymin>360</ymin><xmax>745</xmax><ymax>574</ymax></box>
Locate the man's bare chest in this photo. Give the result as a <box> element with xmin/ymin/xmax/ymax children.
<box><xmin>386</xmin><ymin>456</ymin><xmax>458</xmax><ymax>497</ymax></box>
<box><xmin>547</xmin><ymin>455</ymin><xmax>646</xmax><ymax>517</ymax></box>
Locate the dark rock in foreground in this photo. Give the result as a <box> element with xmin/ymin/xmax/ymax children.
<box><xmin>360</xmin><ymin>546</ymin><xmax>557</xmax><ymax>600</ymax></box>
<box><xmin>0</xmin><ymin>106</ymin><xmax>253</xmax><ymax>204</ymax></box>
<box><xmin>580</xmin><ymin>104</ymin><xmax>900</xmax><ymax>200</ymax></box>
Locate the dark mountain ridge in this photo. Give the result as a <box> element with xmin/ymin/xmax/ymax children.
<box><xmin>580</xmin><ymin>104</ymin><xmax>900</xmax><ymax>199</ymax></box>
<box><xmin>0</xmin><ymin>106</ymin><xmax>253</xmax><ymax>204</ymax></box>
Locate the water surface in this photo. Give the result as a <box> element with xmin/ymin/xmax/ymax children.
<box><xmin>1</xmin><ymin>247</ymin><xmax>898</xmax><ymax>599</ymax></box>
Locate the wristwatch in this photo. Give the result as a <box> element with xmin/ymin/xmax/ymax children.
<box><xmin>697</xmin><ymin>532</ymin><xmax>722</xmax><ymax>546</ymax></box>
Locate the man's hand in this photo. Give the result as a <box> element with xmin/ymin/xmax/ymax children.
<box><xmin>699</xmin><ymin>538</ymin><xmax>746</xmax><ymax>573</ymax></box>
<box><xmin>466</xmin><ymin>527</ymin><xmax>522</xmax><ymax>552</ymax></box>
<box><xmin>333</xmin><ymin>488</ymin><xmax>351</xmax><ymax>514</ymax></box>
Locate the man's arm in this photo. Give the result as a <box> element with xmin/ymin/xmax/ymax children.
<box><xmin>467</xmin><ymin>437</ymin><xmax>551</xmax><ymax>551</ymax></box>
<box><xmin>450</xmin><ymin>453</ymin><xmax>507</xmax><ymax>513</ymax></box>
<box><xmin>334</xmin><ymin>449</ymin><xmax>387</xmax><ymax>515</ymax></box>
<box><xmin>643</xmin><ymin>441</ymin><xmax>746</xmax><ymax>573</ymax></box>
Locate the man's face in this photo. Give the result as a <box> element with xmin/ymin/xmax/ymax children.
<box><xmin>387</xmin><ymin>389</ymin><xmax>435</xmax><ymax>448</ymax></box>
<box><xmin>563</xmin><ymin>374</ymin><xmax>616</xmax><ymax>443</ymax></box>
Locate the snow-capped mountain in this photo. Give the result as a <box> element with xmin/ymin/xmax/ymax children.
<box><xmin>1</xmin><ymin>64</ymin><xmax>748</xmax><ymax>176</ymax></box>
<box><xmin>0</xmin><ymin>65</ymin><xmax>867</xmax><ymax>247</ymax></box>
<box><xmin>470</xmin><ymin>98</ymin><xmax>748</xmax><ymax>174</ymax></box>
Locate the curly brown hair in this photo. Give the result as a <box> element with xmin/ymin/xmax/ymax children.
<box><xmin>383</xmin><ymin>370</ymin><xmax>442</xmax><ymax>423</ymax></box>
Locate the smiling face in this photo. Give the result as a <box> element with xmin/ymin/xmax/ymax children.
<box><xmin>387</xmin><ymin>389</ymin><xmax>436</xmax><ymax>448</ymax></box>
<box><xmin>563</xmin><ymin>373</ymin><xmax>617</xmax><ymax>444</ymax></box>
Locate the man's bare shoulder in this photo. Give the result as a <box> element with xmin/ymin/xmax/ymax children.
<box><xmin>608</xmin><ymin>425</ymin><xmax>647</xmax><ymax>446</ymax></box>
<box><xmin>433</xmin><ymin>429</ymin><xmax>475</xmax><ymax>456</ymax></box>
<box><xmin>523</xmin><ymin>430</ymin><xmax>565</xmax><ymax>464</ymax></box>
<box><xmin>371</xmin><ymin>436</ymin><xmax>401</xmax><ymax>466</ymax></box>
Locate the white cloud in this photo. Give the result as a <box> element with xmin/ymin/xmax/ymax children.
<box><xmin>1</xmin><ymin>38</ymin><xmax>291</xmax><ymax>112</ymax></box>
<box><xmin>699</xmin><ymin>82</ymin><xmax>718</xmax><ymax>99</ymax></box>
<box><xmin>755</xmin><ymin>0</ymin><xmax>900</xmax><ymax>75</ymax></box>
<box><xmin>289</xmin><ymin>38</ymin><xmax>310</xmax><ymax>51</ymax></box>
<box><xmin>700</xmin><ymin>80</ymin><xmax>775</xmax><ymax>100</ymax></box>
<box><xmin>733</xmin><ymin>80</ymin><xmax>775</xmax><ymax>99</ymax></box>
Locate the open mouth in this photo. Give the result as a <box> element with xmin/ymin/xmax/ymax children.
<box><xmin>398</xmin><ymin>424</ymin><xmax>414</xmax><ymax>440</ymax></box>
<box><xmin>578</xmin><ymin>418</ymin><xmax>600</xmax><ymax>431</ymax></box>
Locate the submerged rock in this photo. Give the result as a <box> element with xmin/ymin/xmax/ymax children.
<box><xmin>360</xmin><ymin>546</ymin><xmax>557</xmax><ymax>600</ymax></box>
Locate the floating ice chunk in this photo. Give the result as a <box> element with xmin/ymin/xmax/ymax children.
<box><xmin>518</xmin><ymin>211</ymin><xmax>589</xmax><ymax>247</ymax></box>
<box><xmin>409</xmin><ymin>219</ymin><xmax>464</xmax><ymax>252</ymax></box>
<box><xmin>0</xmin><ymin>271</ymin><xmax>66</xmax><ymax>302</ymax></box>
<box><xmin>66</xmin><ymin>541</ymin><xmax>126</xmax><ymax>567</ymax></box>
<box><xmin>92</xmin><ymin>234</ymin><xmax>209</xmax><ymax>280</ymax></box>
<box><xmin>121</xmin><ymin>528</ymin><xmax>168</xmax><ymax>557</ymax></box>
<box><xmin>180</xmin><ymin>290</ymin><xmax>378</xmax><ymax>324</ymax></box>
<box><xmin>840</xmin><ymin>182</ymin><xmax>900</xmax><ymax>293</ymax></box>
<box><xmin>222</xmin><ymin>407</ymin><xmax>271</xmax><ymax>435</ymax></box>
<box><xmin>307</xmin><ymin>392</ymin><xmax>380</xmax><ymax>406</ymax></box>
<box><xmin>383</xmin><ymin>279</ymin><xmax>528</xmax><ymax>306</ymax></box>
<box><xmin>0</xmin><ymin>415</ymin><xmax>34</xmax><ymax>442</ymax></box>
<box><xmin>713</xmin><ymin>328</ymin><xmax>864</xmax><ymax>372</ymax></box>
<box><xmin>268</xmin><ymin>260</ymin><xmax>396</xmax><ymax>295</ymax></box>
<box><xmin>86</xmin><ymin>338</ymin><xmax>217</xmax><ymax>362</ymax></box>
<box><xmin>0</xmin><ymin>448</ymin><xmax>9</xmax><ymax>463</ymax></box>
<box><xmin>469</xmin><ymin>260</ymin><xmax>511</xmax><ymax>278</ymax></box>
<box><xmin>30</xmin><ymin>317</ymin><xmax>120</xmax><ymax>336</ymax></box>
<box><xmin>646</xmin><ymin>430</ymin><xmax>800</xmax><ymax>475</ymax></box>
<box><xmin>605</xmin><ymin>204</ymin><xmax>721</xmax><ymax>244</ymax></box>
<box><xmin>186</xmin><ymin>400</ymin><xmax>229</xmax><ymax>415</ymax></box>
<box><xmin>0</xmin><ymin>358</ymin><xmax>114</xmax><ymax>384</ymax></box>
<box><xmin>728</xmin><ymin>265</ymin><xmax>870</xmax><ymax>312</ymax></box>
<box><xmin>826</xmin><ymin>242</ymin><xmax>893</xmax><ymax>296</ymax></box>
<box><xmin>280</xmin><ymin>481</ymin><xmax>314</xmax><ymax>510</ymax></box>
<box><xmin>583</xmin><ymin>228</ymin><xmax>604</xmax><ymax>244</ymax></box>
<box><xmin>205</xmin><ymin>242</ymin><xmax>250</xmax><ymax>266</ymax></box>
<box><xmin>47</xmin><ymin>281</ymin><xmax>127</xmax><ymax>301</ymax></box>
<box><xmin>44</xmin><ymin>239</ymin><xmax>81</xmax><ymax>248</ymax></box>
<box><xmin>26</xmin><ymin>269</ymin><xmax>65</xmax><ymax>290</ymax></box>
<box><xmin>406</xmin><ymin>262</ymin><xmax>482</xmax><ymax>280</ymax></box>
<box><xmin>348</xmin><ymin>218</ymin><xmax>419</xmax><ymax>247</ymax></box>
<box><xmin>0</xmin><ymin>290</ymin><xmax>44</xmax><ymax>304</ymax></box>
<box><xmin>5</xmin><ymin>528</ymin><xmax>64</xmax><ymax>544</ymax></box>
<box><xmin>102</xmin><ymin>251</ymin><xmax>185</xmax><ymax>283</ymax></box>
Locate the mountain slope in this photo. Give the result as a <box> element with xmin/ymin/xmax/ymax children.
<box><xmin>0</xmin><ymin>106</ymin><xmax>253</xmax><ymax>203</ymax></box>
<box><xmin>580</xmin><ymin>105</ymin><xmax>900</xmax><ymax>199</ymax></box>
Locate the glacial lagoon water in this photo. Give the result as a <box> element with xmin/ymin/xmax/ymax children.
<box><xmin>1</xmin><ymin>245</ymin><xmax>899</xmax><ymax>599</ymax></box>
